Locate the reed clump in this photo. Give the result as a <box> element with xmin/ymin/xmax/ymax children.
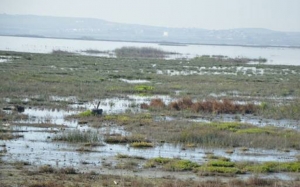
<box><xmin>53</xmin><ymin>130</ymin><xmax>100</xmax><ymax>143</ymax></box>
<box><xmin>142</xmin><ymin>98</ymin><xmax>257</xmax><ymax>114</ymax></box>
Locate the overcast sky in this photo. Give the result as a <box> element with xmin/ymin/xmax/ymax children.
<box><xmin>1</xmin><ymin>0</ymin><xmax>300</xmax><ymax>32</ymax></box>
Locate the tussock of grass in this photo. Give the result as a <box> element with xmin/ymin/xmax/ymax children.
<box><xmin>39</xmin><ymin>165</ymin><xmax>77</xmax><ymax>175</ymax></box>
<box><xmin>145</xmin><ymin>157</ymin><xmax>199</xmax><ymax>171</ymax></box>
<box><xmin>207</xmin><ymin>160</ymin><xmax>235</xmax><ymax>167</ymax></box>
<box><xmin>104</xmin><ymin>134</ymin><xmax>147</xmax><ymax>144</ymax></box>
<box><xmin>130</xmin><ymin>142</ymin><xmax>154</xmax><ymax>148</ymax></box>
<box><xmin>116</xmin><ymin>154</ymin><xmax>145</xmax><ymax>160</ymax></box>
<box><xmin>134</xmin><ymin>85</ymin><xmax>154</xmax><ymax>93</ymax></box>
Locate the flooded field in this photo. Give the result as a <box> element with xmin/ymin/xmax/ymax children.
<box><xmin>1</xmin><ymin>50</ymin><xmax>300</xmax><ymax>186</ymax></box>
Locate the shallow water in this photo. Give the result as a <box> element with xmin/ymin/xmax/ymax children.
<box><xmin>1</xmin><ymin>35</ymin><xmax>300</xmax><ymax>65</ymax></box>
<box><xmin>69</xmin><ymin>94</ymin><xmax>173</xmax><ymax>114</ymax></box>
<box><xmin>2</xmin><ymin>131</ymin><xmax>298</xmax><ymax>169</ymax></box>
<box><xmin>191</xmin><ymin>114</ymin><xmax>300</xmax><ymax>131</ymax></box>
<box><xmin>1</xmin><ymin>94</ymin><xmax>299</xmax><ymax>179</ymax></box>
<box><xmin>119</xmin><ymin>79</ymin><xmax>151</xmax><ymax>84</ymax></box>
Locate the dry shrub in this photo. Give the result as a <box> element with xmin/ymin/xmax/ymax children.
<box><xmin>29</xmin><ymin>182</ymin><xmax>63</xmax><ymax>187</ymax></box>
<box><xmin>140</xmin><ymin>103</ymin><xmax>149</xmax><ymax>109</ymax></box>
<box><xmin>149</xmin><ymin>98</ymin><xmax>166</xmax><ymax>109</ymax></box>
<box><xmin>196</xmin><ymin>180</ymin><xmax>223</xmax><ymax>187</ymax></box>
<box><xmin>177</xmin><ymin>97</ymin><xmax>193</xmax><ymax>109</ymax></box>
<box><xmin>169</xmin><ymin>101</ymin><xmax>180</xmax><ymax>111</ymax></box>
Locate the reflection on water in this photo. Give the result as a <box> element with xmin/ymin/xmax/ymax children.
<box><xmin>1</xmin><ymin>36</ymin><xmax>300</xmax><ymax>65</ymax></box>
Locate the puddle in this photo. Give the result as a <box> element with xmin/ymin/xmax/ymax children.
<box><xmin>16</xmin><ymin>107</ymin><xmax>78</xmax><ymax>127</ymax></box>
<box><xmin>119</xmin><ymin>79</ymin><xmax>151</xmax><ymax>84</ymax></box>
<box><xmin>49</xmin><ymin>96</ymin><xmax>77</xmax><ymax>103</ymax></box>
<box><xmin>0</xmin><ymin>55</ymin><xmax>20</xmax><ymax>63</ymax></box>
<box><xmin>69</xmin><ymin>95</ymin><xmax>173</xmax><ymax>113</ymax></box>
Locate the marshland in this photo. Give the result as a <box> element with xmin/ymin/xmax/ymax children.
<box><xmin>1</xmin><ymin>41</ymin><xmax>300</xmax><ymax>186</ymax></box>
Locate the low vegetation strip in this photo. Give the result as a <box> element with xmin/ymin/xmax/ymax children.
<box><xmin>115</xmin><ymin>46</ymin><xmax>174</xmax><ymax>58</ymax></box>
<box><xmin>145</xmin><ymin>156</ymin><xmax>300</xmax><ymax>176</ymax></box>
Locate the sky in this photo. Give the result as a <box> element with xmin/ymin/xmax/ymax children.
<box><xmin>0</xmin><ymin>0</ymin><xmax>300</xmax><ymax>32</ymax></box>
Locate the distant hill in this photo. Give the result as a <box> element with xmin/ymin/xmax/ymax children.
<box><xmin>1</xmin><ymin>14</ymin><xmax>300</xmax><ymax>47</ymax></box>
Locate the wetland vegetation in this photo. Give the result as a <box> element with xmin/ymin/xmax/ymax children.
<box><xmin>0</xmin><ymin>50</ymin><xmax>300</xmax><ymax>186</ymax></box>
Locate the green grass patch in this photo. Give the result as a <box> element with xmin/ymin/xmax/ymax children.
<box><xmin>197</xmin><ymin>166</ymin><xmax>241</xmax><ymax>175</ymax></box>
<box><xmin>78</xmin><ymin>110</ymin><xmax>93</xmax><ymax>117</ymax></box>
<box><xmin>207</xmin><ymin>160</ymin><xmax>235</xmax><ymax>167</ymax></box>
<box><xmin>134</xmin><ymin>85</ymin><xmax>154</xmax><ymax>93</ymax></box>
<box><xmin>130</xmin><ymin>141</ymin><xmax>154</xmax><ymax>148</ymax></box>
<box><xmin>236</xmin><ymin>127</ymin><xmax>275</xmax><ymax>134</ymax></box>
<box><xmin>246</xmin><ymin>161</ymin><xmax>300</xmax><ymax>173</ymax></box>
<box><xmin>144</xmin><ymin>157</ymin><xmax>199</xmax><ymax>171</ymax></box>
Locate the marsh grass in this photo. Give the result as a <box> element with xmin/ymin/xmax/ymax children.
<box><xmin>53</xmin><ymin>130</ymin><xmax>100</xmax><ymax>143</ymax></box>
<box><xmin>2</xmin><ymin>160</ymin><xmax>300</xmax><ymax>187</ymax></box>
<box><xmin>81</xmin><ymin>49</ymin><xmax>109</xmax><ymax>54</ymax></box>
<box><xmin>1</xmin><ymin>51</ymin><xmax>300</xmax><ymax>118</ymax></box>
<box><xmin>172</xmin><ymin>122</ymin><xmax>300</xmax><ymax>149</ymax></box>
<box><xmin>38</xmin><ymin>165</ymin><xmax>77</xmax><ymax>174</ymax></box>
<box><xmin>260</xmin><ymin>99</ymin><xmax>300</xmax><ymax>120</ymax></box>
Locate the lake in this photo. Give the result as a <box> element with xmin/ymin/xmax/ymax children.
<box><xmin>1</xmin><ymin>35</ymin><xmax>300</xmax><ymax>65</ymax></box>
